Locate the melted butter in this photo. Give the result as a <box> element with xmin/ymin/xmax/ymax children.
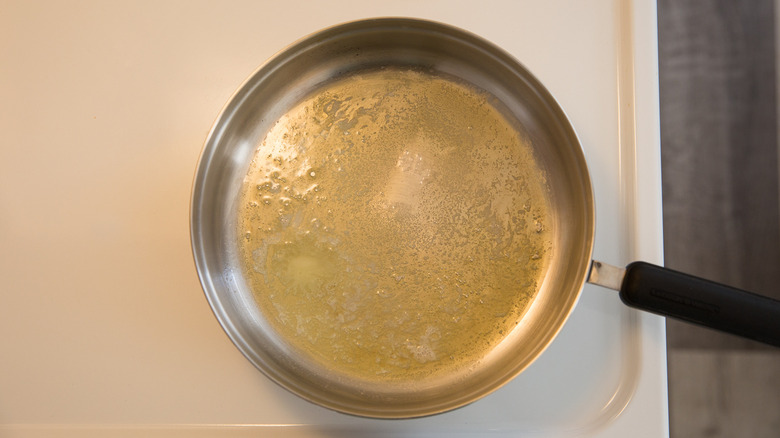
<box><xmin>237</xmin><ymin>69</ymin><xmax>552</xmax><ymax>381</ymax></box>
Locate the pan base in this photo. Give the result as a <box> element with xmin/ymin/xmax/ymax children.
<box><xmin>236</xmin><ymin>68</ymin><xmax>552</xmax><ymax>382</ymax></box>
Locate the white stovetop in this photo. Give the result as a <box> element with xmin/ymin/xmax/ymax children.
<box><xmin>0</xmin><ymin>1</ymin><xmax>667</xmax><ymax>436</ymax></box>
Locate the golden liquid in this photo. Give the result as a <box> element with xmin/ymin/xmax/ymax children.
<box><xmin>237</xmin><ymin>69</ymin><xmax>552</xmax><ymax>381</ymax></box>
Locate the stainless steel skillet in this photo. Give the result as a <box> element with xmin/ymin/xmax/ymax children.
<box><xmin>190</xmin><ymin>18</ymin><xmax>780</xmax><ymax>418</ymax></box>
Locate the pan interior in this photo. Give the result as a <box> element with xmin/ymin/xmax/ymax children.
<box><xmin>192</xmin><ymin>18</ymin><xmax>594</xmax><ymax>418</ymax></box>
<box><xmin>236</xmin><ymin>68</ymin><xmax>552</xmax><ymax>383</ymax></box>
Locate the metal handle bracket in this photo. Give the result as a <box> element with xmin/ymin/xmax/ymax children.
<box><xmin>588</xmin><ymin>260</ymin><xmax>626</xmax><ymax>291</ymax></box>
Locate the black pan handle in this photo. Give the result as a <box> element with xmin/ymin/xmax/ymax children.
<box><xmin>614</xmin><ymin>261</ymin><xmax>780</xmax><ymax>347</ymax></box>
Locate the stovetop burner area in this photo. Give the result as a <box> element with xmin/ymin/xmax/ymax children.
<box><xmin>0</xmin><ymin>1</ymin><xmax>667</xmax><ymax>436</ymax></box>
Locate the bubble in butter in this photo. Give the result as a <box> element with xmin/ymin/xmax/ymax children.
<box><xmin>237</xmin><ymin>68</ymin><xmax>552</xmax><ymax>382</ymax></box>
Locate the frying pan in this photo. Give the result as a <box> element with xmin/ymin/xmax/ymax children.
<box><xmin>190</xmin><ymin>18</ymin><xmax>780</xmax><ymax>418</ymax></box>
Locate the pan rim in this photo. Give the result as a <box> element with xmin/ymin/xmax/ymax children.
<box><xmin>190</xmin><ymin>16</ymin><xmax>596</xmax><ymax>419</ymax></box>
